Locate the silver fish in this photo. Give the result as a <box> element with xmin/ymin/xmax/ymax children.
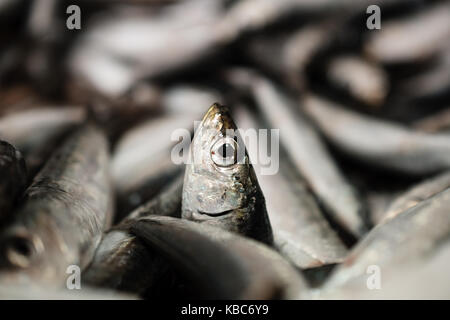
<box><xmin>182</xmin><ymin>103</ymin><xmax>273</xmax><ymax>245</ymax></box>
<box><xmin>303</xmin><ymin>94</ymin><xmax>450</xmax><ymax>175</ymax></box>
<box><xmin>131</xmin><ymin>216</ymin><xmax>307</xmax><ymax>299</ymax></box>
<box><xmin>0</xmin><ymin>124</ymin><xmax>113</xmax><ymax>287</ymax></box>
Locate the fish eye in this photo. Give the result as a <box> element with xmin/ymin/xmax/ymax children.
<box><xmin>211</xmin><ymin>138</ymin><xmax>238</xmax><ymax>167</ymax></box>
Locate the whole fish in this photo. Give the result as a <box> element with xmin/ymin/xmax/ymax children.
<box><xmin>0</xmin><ymin>141</ymin><xmax>27</xmax><ymax>225</ymax></box>
<box><xmin>323</xmin><ymin>188</ymin><xmax>450</xmax><ymax>291</ymax></box>
<box><xmin>0</xmin><ymin>124</ymin><xmax>113</xmax><ymax>287</ymax></box>
<box><xmin>83</xmin><ymin>174</ymin><xmax>183</xmax><ymax>294</ymax></box>
<box><xmin>364</xmin><ymin>2</ymin><xmax>450</xmax><ymax>64</ymax></box>
<box><xmin>381</xmin><ymin>171</ymin><xmax>450</xmax><ymax>223</ymax></box>
<box><xmin>303</xmin><ymin>94</ymin><xmax>450</xmax><ymax>175</ymax></box>
<box><xmin>234</xmin><ymin>105</ymin><xmax>348</xmax><ymax>268</ymax></box>
<box><xmin>131</xmin><ymin>216</ymin><xmax>307</xmax><ymax>299</ymax></box>
<box><xmin>229</xmin><ymin>70</ymin><xmax>365</xmax><ymax>238</ymax></box>
<box><xmin>182</xmin><ymin>103</ymin><xmax>273</xmax><ymax>245</ymax></box>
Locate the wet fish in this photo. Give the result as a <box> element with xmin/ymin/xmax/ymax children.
<box><xmin>0</xmin><ymin>141</ymin><xmax>27</xmax><ymax>224</ymax></box>
<box><xmin>131</xmin><ymin>216</ymin><xmax>307</xmax><ymax>299</ymax></box>
<box><xmin>82</xmin><ymin>175</ymin><xmax>183</xmax><ymax>294</ymax></box>
<box><xmin>182</xmin><ymin>103</ymin><xmax>273</xmax><ymax>245</ymax></box>
<box><xmin>0</xmin><ymin>124</ymin><xmax>113</xmax><ymax>287</ymax></box>
<box><xmin>323</xmin><ymin>187</ymin><xmax>450</xmax><ymax>291</ymax></box>
<box><xmin>381</xmin><ymin>171</ymin><xmax>450</xmax><ymax>223</ymax></box>
<box><xmin>303</xmin><ymin>94</ymin><xmax>450</xmax><ymax>175</ymax></box>
<box><xmin>234</xmin><ymin>105</ymin><xmax>348</xmax><ymax>268</ymax></box>
<box><xmin>326</xmin><ymin>55</ymin><xmax>389</xmax><ymax>108</ymax></box>
<box><xmin>364</xmin><ymin>2</ymin><xmax>450</xmax><ymax>64</ymax></box>
<box><xmin>231</xmin><ymin>70</ymin><xmax>365</xmax><ymax>238</ymax></box>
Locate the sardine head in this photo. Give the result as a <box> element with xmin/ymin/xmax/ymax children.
<box><xmin>182</xmin><ymin>103</ymin><xmax>272</xmax><ymax>243</ymax></box>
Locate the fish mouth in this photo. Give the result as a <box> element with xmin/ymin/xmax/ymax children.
<box><xmin>192</xmin><ymin>209</ymin><xmax>234</xmax><ymax>220</ymax></box>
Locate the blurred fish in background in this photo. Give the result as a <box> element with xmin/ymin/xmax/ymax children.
<box><xmin>0</xmin><ymin>0</ymin><xmax>449</xmax><ymax>299</ymax></box>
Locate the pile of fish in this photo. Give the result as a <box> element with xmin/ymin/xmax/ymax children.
<box><xmin>0</xmin><ymin>0</ymin><xmax>449</xmax><ymax>299</ymax></box>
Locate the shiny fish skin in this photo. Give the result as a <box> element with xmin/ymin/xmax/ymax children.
<box><xmin>182</xmin><ymin>103</ymin><xmax>273</xmax><ymax>245</ymax></box>
<box><xmin>131</xmin><ymin>216</ymin><xmax>307</xmax><ymax>299</ymax></box>
<box><xmin>0</xmin><ymin>124</ymin><xmax>113</xmax><ymax>287</ymax></box>
<box><xmin>381</xmin><ymin>171</ymin><xmax>450</xmax><ymax>223</ymax></box>
<box><xmin>243</xmin><ymin>72</ymin><xmax>365</xmax><ymax>238</ymax></box>
<box><xmin>234</xmin><ymin>105</ymin><xmax>348</xmax><ymax>268</ymax></box>
<box><xmin>323</xmin><ymin>188</ymin><xmax>450</xmax><ymax>291</ymax></box>
<box><xmin>82</xmin><ymin>174</ymin><xmax>183</xmax><ymax>294</ymax></box>
<box><xmin>0</xmin><ymin>141</ymin><xmax>27</xmax><ymax>225</ymax></box>
<box><xmin>303</xmin><ymin>94</ymin><xmax>450</xmax><ymax>175</ymax></box>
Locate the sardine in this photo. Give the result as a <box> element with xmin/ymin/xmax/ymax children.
<box><xmin>182</xmin><ymin>103</ymin><xmax>273</xmax><ymax>245</ymax></box>
<box><xmin>131</xmin><ymin>216</ymin><xmax>307</xmax><ymax>299</ymax></box>
<box><xmin>303</xmin><ymin>94</ymin><xmax>450</xmax><ymax>175</ymax></box>
<box><xmin>234</xmin><ymin>105</ymin><xmax>348</xmax><ymax>268</ymax></box>
<box><xmin>0</xmin><ymin>141</ymin><xmax>27</xmax><ymax>224</ymax></box>
<box><xmin>323</xmin><ymin>188</ymin><xmax>450</xmax><ymax>291</ymax></box>
<box><xmin>0</xmin><ymin>124</ymin><xmax>113</xmax><ymax>287</ymax></box>
<box><xmin>234</xmin><ymin>71</ymin><xmax>365</xmax><ymax>238</ymax></box>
